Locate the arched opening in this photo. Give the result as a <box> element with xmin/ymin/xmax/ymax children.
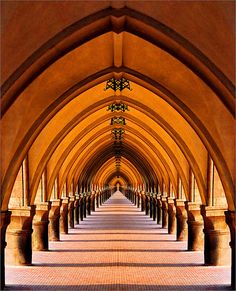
<box><xmin>1</xmin><ymin>2</ymin><xmax>235</xmax><ymax>290</ymax></box>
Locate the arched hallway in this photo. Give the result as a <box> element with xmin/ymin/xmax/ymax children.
<box><xmin>1</xmin><ymin>1</ymin><xmax>235</xmax><ymax>290</ymax></box>
<box><xmin>5</xmin><ymin>191</ymin><xmax>231</xmax><ymax>290</ymax></box>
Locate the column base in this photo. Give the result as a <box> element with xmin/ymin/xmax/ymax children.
<box><xmin>1</xmin><ymin>210</ymin><xmax>11</xmax><ymax>289</ymax></box>
<box><xmin>33</xmin><ymin>202</ymin><xmax>51</xmax><ymax>251</ymax></box>
<box><xmin>185</xmin><ymin>203</ymin><xmax>204</xmax><ymax>251</ymax></box>
<box><xmin>6</xmin><ymin>206</ymin><xmax>35</xmax><ymax>265</ymax></box>
<box><xmin>201</xmin><ymin>206</ymin><xmax>230</xmax><ymax>266</ymax></box>
<box><xmin>60</xmin><ymin>197</ymin><xmax>69</xmax><ymax>234</ymax></box>
<box><xmin>167</xmin><ymin>197</ymin><xmax>176</xmax><ymax>234</ymax></box>
<box><xmin>175</xmin><ymin>199</ymin><xmax>188</xmax><ymax>241</ymax></box>
<box><xmin>225</xmin><ymin>210</ymin><xmax>235</xmax><ymax>290</ymax></box>
<box><xmin>49</xmin><ymin>200</ymin><xmax>61</xmax><ymax>241</ymax></box>
<box><xmin>161</xmin><ymin>197</ymin><xmax>168</xmax><ymax>229</ymax></box>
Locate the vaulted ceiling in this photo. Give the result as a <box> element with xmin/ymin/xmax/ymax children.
<box><xmin>1</xmin><ymin>1</ymin><xmax>235</xmax><ymax>210</ymax></box>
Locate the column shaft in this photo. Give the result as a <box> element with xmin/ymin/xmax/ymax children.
<box><xmin>1</xmin><ymin>211</ymin><xmax>11</xmax><ymax>289</ymax></box>
<box><xmin>175</xmin><ymin>200</ymin><xmax>188</xmax><ymax>241</ymax></box>
<box><xmin>167</xmin><ymin>198</ymin><xmax>176</xmax><ymax>234</ymax></box>
<box><xmin>161</xmin><ymin>197</ymin><xmax>168</xmax><ymax>229</ymax></box>
<box><xmin>60</xmin><ymin>198</ymin><xmax>69</xmax><ymax>234</ymax></box>
<box><xmin>32</xmin><ymin>202</ymin><xmax>51</xmax><ymax>251</ymax></box>
<box><xmin>225</xmin><ymin>211</ymin><xmax>235</xmax><ymax>290</ymax></box>
<box><xmin>201</xmin><ymin>206</ymin><xmax>230</xmax><ymax>266</ymax></box>
<box><xmin>49</xmin><ymin>200</ymin><xmax>61</xmax><ymax>241</ymax></box>
<box><xmin>6</xmin><ymin>206</ymin><xmax>35</xmax><ymax>265</ymax></box>
<box><xmin>185</xmin><ymin>202</ymin><xmax>204</xmax><ymax>251</ymax></box>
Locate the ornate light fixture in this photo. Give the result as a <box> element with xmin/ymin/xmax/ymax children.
<box><xmin>107</xmin><ymin>103</ymin><xmax>129</xmax><ymax>112</ymax></box>
<box><xmin>104</xmin><ymin>77</ymin><xmax>132</xmax><ymax>91</ymax></box>
<box><xmin>110</xmin><ymin>116</ymin><xmax>126</xmax><ymax>126</ymax></box>
<box><xmin>112</xmin><ymin>128</ymin><xmax>125</xmax><ymax>141</ymax></box>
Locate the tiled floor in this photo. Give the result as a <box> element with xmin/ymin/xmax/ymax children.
<box><xmin>5</xmin><ymin>192</ymin><xmax>231</xmax><ymax>290</ymax></box>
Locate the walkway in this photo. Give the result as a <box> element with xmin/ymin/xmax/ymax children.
<box><xmin>5</xmin><ymin>191</ymin><xmax>231</xmax><ymax>290</ymax></box>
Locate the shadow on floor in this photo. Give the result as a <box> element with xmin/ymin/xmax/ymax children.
<box><xmin>48</xmin><ymin>248</ymin><xmax>186</xmax><ymax>253</ymax></box>
<box><xmin>64</xmin><ymin>232</ymin><xmax>165</xmax><ymax>235</ymax></box>
<box><xmin>33</xmin><ymin>262</ymin><xmax>202</xmax><ymax>267</ymax></box>
<box><xmin>59</xmin><ymin>239</ymin><xmax>177</xmax><ymax>243</ymax></box>
<box><xmin>5</xmin><ymin>284</ymin><xmax>231</xmax><ymax>290</ymax></box>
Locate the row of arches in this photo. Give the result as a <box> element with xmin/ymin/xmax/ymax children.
<box><xmin>1</xmin><ymin>2</ymin><xmax>235</xmax><ymax>289</ymax></box>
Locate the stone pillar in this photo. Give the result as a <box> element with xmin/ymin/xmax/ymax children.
<box><xmin>185</xmin><ymin>202</ymin><xmax>204</xmax><ymax>251</ymax></box>
<box><xmin>91</xmin><ymin>192</ymin><xmax>96</xmax><ymax>212</ymax></box>
<box><xmin>49</xmin><ymin>199</ymin><xmax>61</xmax><ymax>241</ymax></box>
<box><xmin>167</xmin><ymin>197</ymin><xmax>176</xmax><ymax>234</ymax></box>
<box><xmin>83</xmin><ymin>195</ymin><xmax>87</xmax><ymax>218</ymax></box>
<box><xmin>137</xmin><ymin>193</ymin><xmax>140</xmax><ymax>208</ymax></box>
<box><xmin>32</xmin><ymin>202</ymin><xmax>51</xmax><ymax>251</ymax></box>
<box><xmin>225</xmin><ymin>211</ymin><xmax>235</xmax><ymax>290</ymax></box>
<box><xmin>145</xmin><ymin>194</ymin><xmax>150</xmax><ymax>215</ymax></box>
<box><xmin>86</xmin><ymin>193</ymin><xmax>91</xmax><ymax>215</ymax></box>
<box><xmin>175</xmin><ymin>199</ymin><xmax>188</xmax><ymax>241</ymax></box>
<box><xmin>161</xmin><ymin>197</ymin><xmax>168</xmax><ymax>228</ymax></box>
<box><xmin>96</xmin><ymin>193</ymin><xmax>99</xmax><ymax>208</ymax></box>
<box><xmin>141</xmin><ymin>192</ymin><xmax>145</xmax><ymax>212</ymax></box>
<box><xmin>80</xmin><ymin>195</ymin><xmax>84</xmax><ymax>221</ymax></box>
<box><xmin>68</xmin><ymin>197</ymin><xmax>75</xmax><ymax>229</ymax></box>
<box><xmin>201</xmin><ymin>206</ymin><xmax>230</xmax><ymax>266</ymax></box>
<box><xmin>1</xmin><ymin>210</ymin><xmax>11</xmax><ymax>290</ymax></box>
<box><xmin>74</xmin><ymin>196</ymin><xmax>80</xmax><ymax>224</ymax></box>
<box><xmin>60</xmin><ymin>197</ymin><xmax>69</xmax><ymax>234</ymax></box>
<box><xmin>152</xmin><ymin>195</ymin><xmax>157</xmax><ymax>221</ymax></box>
<box><xmin>156</xmin><ymin>194</ymin><xmax>162</xmax><ymax>225</ymax></box>
<box><xmin>149</xmin><ymin>195</ymin><xmax>153</xmax><ymax>218</ymax></box>
<box><xmin>6</xmin><ymin>206</ymin><xmax>35</xmax><ymax>265</ymax></box>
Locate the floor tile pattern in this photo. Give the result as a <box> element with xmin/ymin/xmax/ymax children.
<box><xmin>5</xmin><ymin>192</ymin><xmax>231</xmax><ymax>290</ymax></box>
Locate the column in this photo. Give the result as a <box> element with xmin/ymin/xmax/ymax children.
<box><xmin>60</xmin><ymin>197</ymin><xmax>69</xmax><ymax>234</ymax></box>
<box><xmin>137</xmin><ymin>192</ymin><xmax>140</xmax><ymax>208</ymax></box>
<box><xmin>185</xmin><ymin>202</ymin><xmax>204</xmax><ymax>251</ymax></box>
<box><xmin>83</xmin><ymin>194</ymin><xmax>87</xmax><ymax>218</ymax></box>
<box><xmin>49</xmin><ymin>199</ymin><xmax>61</xmax><ymax>241</ymax></box>
<box><xmin>152</xmin><ymin>194</ymin><xmax>157</xmax><ymax>221</ymax></box>
<box><xmin>91</xmin><ymin>192</ymin><xmax>96</xmax><ymax>212</ymax></box>
<box><xmin>201</xmin><ymin>206</ymin><xmax>230</xmax><ymax>266</ymax></box>
<box><xmin>68</xmin><ymin>197</ymin><xmax>75</xmax><ymax>229</ymax></box>
<box><xmin>150</xmin><ymin>194</ymin><xmax>153</xmax><ymax>218</ymax></box>
<box><xmin>225</xmin><ymin>211</ymin><xmax>235</xmax><ymax>290</ymax></box>
<box><xmin>32</xmin><ymin>202</ymin><xmax>51</xmax><ymax>251</ymax></box>
<box><xmin>145</xmin><ymin>193</ymin><xmax>150</xmax><ymax>215</ymax></box>
<box><xmin>74</xmin><ymin>195</ymin><xmax>80</xmax><ymax>224</ymax></box>
<box><xmin>96</xmin><ymin>192</ymin><xmax>99</xmax><ymax>208</ymax></box>
<box><xmin>1</xmin><ymin>210</ymin><xmax>11</xmax><ymax>290</ymax></box>
<box><xmin>167</xmin><ymin>197</ymin><xmax>176</xmax><ymax>234</ymax></box>
<box><xmin>86</xmin><ymin>193</ymin><xmax>91</xmax><ymax>215</ymax></box>
<box><xmin>80</xmin><ymin>195</ymin><xmax>84</xmax><ymax>221</ymax></box>
<box><xmin>6</xmin><ymin>206</ymin><xmax>35</xmax><ymax>265</ymax></box>
<box><xmin>156</xmin><ymin>194</ymin><xmax>162</xmax><ymax>225</ymax></box>
<box><xmin>141</xmin><ymin>192</ymin><xmax>145</xmax><ymax>212</ymax></box>
<box><xmin>161</xmin><ymin>196</ymin><xmax>168</xmax><ymax>228</ymax></box>
<box><xmin>175</xmin><ymin>199</ymin><xmax>188</xmax><ymax>241</ymax></box>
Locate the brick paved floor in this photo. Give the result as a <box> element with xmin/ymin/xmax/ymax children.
<box><xmin>5</xmin><ymin>192</ymin><xmax>231</xmax><ymax>290</ymax></box>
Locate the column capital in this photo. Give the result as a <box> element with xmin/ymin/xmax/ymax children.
<box><xmin>9</xmin><ymin>205</ymin><xmax>36</xmax><ymax>218</ymax></box>
<box><xmin>68</xmin><ymin>196</ymin><xmax>75</xmax><ymax>202</ymax></box>
<box><xmin>174</xmin><ymin>199</ymin><xmax>186</xmax><ymax>207</ymax></box>
<box><xmin>167</xmin><ymin>197</ymin><xmax>175</xmax><ymax>204</ymax></box>
<box><xmin>35</xmin><ymin>202</ymin><xmax>51</xmax><ymax>211</ymax></box>
<box><xmin>50</xmin><ymin>199</ymin><xmax>61</xmax><ymax>207</ymax></box>
<box><xmin>201</xmin><ymin>205</ymin><xmax>227</xmax><ymax>217</ymax></box>
<box><xmin>161</xmin><ymin>196</ymin><xmax>167</xmax><ymax>202</ymax></box>
<box><xmin>61</xmin><ymin>197</ymin><xmax>69</xmax><ymax>203</ymax></box>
